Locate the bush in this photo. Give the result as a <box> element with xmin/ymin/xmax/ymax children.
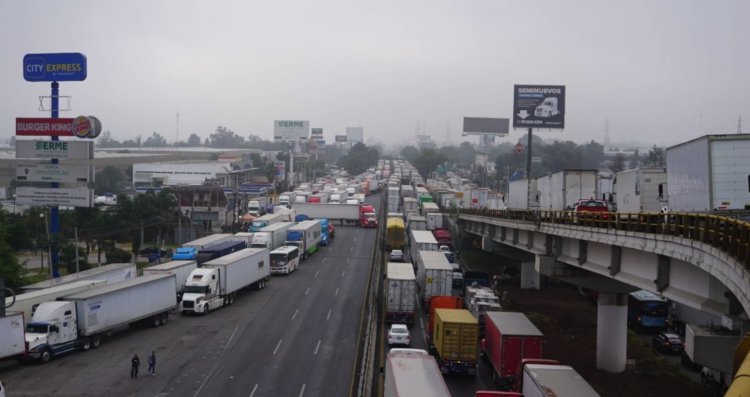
<box><xmin>107</xmin><ymin>247</ymin><xmax>132</xmax><ymax>264</ymax></box>
<box><xmin>66</xmin><ymin>259</ymin><xmax>92</xmax><ymax>274</ymax></box>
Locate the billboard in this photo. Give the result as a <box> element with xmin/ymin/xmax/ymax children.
<box><xmin>345</xmin><ymin>127</ymin><xmax>363</xmax><ymax>143</ymax></box>
<box><xmin>463</xmin><ymin>117</ymin><xmax>509</xmax><ymax>135</ymax></box>
<box><xmin>311</xmin><ymin>128</ymin><xmax>323</xmax><ymax>136</ymax></box>
<box><xmin>16</xmin><ymin>118</ymin><xmax>75</xmax><ymax>136</ymax></box>
<box><xmin>23</xmin><ymin>53</ymin><xmax>87</xmax><ymax>82</ymax></box>
<box><xmin>274</xmin><ymin>120</ymin><xmax>309</xmax><ymax>141</ymax></box>
<box><xmin>274</xmin><ymin>161</ymin><xmax>286</xmax><ymax>180</ymax></box>
<box><xmin>335</xmin><ymin>135</ymin><xmax>347</xmax><ymax>143</ymax></box>
<box><xmin>16</xmin><ymin>163</ymin><xmax>92</xmax><ymax>183</ymax></box>
<box><xmin>16</xmin><ymin>140</ymin><xmax>94</xmax><ymax>160</ymax></box>
<box><xmin>513</xmin><ymin>85</ymin><xmax>566</xmax><ymax>129</ymax></box>
<box><xmin>16</xmin><ymin>187</ymin><xmax>93</xmax><ymax>207</ymax></box>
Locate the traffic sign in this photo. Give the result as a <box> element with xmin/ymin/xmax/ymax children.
<box><xmin>513</xmin><ymin>85</ymin><xmax>566</xmax><ymax>129</ymax></box>
<box><xmin>515</xmin><ymin>143</ymin><xmax>525</xmax><ymax>153</ymax></box>
<box><xmin>23</xmin><ymin>53</ymin><xmax>87</xmax><ymax>82</ymax></box>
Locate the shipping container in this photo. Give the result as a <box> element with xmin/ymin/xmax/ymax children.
<box><xmin>483</xmin><ymin>312</ymin><xmax>544</xmax><ymax>388</ymax></box>
<box><xmin>433</xmin><ymin>308</ymin><xmax>479</xmax><ymax>374</ymax></box>
<box><xmin>386</xmin><ymin>262</ymin><xmax>416</xmax><ymax>324</ymax></box>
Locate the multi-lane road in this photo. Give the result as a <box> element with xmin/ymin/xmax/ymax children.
<box><xmin>0</xmin><ymin>197</ymin><xmax>379</xmax><ymax>397</ymax></box>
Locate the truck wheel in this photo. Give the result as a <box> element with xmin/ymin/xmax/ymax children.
<box><xmin>92</xmin><ymin>336</ymin><xmax>102</xmax><ymax>348</ymax></box>
<box><xmin>40</xmin><ymin>349</ymin><xmax>52</xmax><ymax>363</ymax></box>
<box><xmin>80</xmin><ymin>337</ymin><xmax>92</xmax><ymax>352</ymax></box>
<box><xmin>160</xmin><ymin>312</ymin><xmax>169</xmax><ymax>324</ymax></box>
<box><xmin>203</xmin><ymin>304</ymin><xmax>210</xmax><ymax>315</ymax></box>
<box><xmin>152</xmin><ymin>314</ymin><xmax>162</xmax><ymax>327</ymax></box>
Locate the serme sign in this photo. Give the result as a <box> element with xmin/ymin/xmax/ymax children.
<box><xmin>23</xmin><ymin>53</ymin><xmax>87</xmax><ymax>82</ymax></box>
<box><xmin>16</xmin><ymin>187</ymin><xmax>93</xmax><ymax>207</ymax></box>
<box><xmin>16</xmin><ymin>140</ymin><xmax>94</xmax><ymax>160</ymax></box>
<box><xmin>16</xmin><ymin>163</ymin><xmax>92</xmax><ymax>183</ymax></box>
<box><xmin>513</xmin><ymin>85</ymin><xmax>566</xmax><ymax>129</ymax></box>
<box><xmin>274</xmin><ymin>120</ymin><xmax>309</xmax><ymax>141</ymax></box>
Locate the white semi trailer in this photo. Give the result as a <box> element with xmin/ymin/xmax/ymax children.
<box><xmin>5</xmin><ymin>279</ymin><xmax>106</xmax><ymax>323</ymax></box>
<box><xmin>21</xmin><ymin>263</ymin><xmax>136</xmax><ymax>292</ymax></box>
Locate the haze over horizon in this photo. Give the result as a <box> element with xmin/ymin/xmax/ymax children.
<box><xmin>1</xmin><ymin>1</ymin><xmax>747</xmax><ymax>149</ymax></box>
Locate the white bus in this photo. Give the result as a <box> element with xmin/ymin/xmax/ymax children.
<box><xmin>270</xmin><ymin>246</ymin><xmax>300</xmax><ymax>275</ymax></box>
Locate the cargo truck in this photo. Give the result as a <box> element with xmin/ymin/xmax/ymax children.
<box><xmin>0</xmin><ymin>312</ymin><xmax>26</xmax><ymax>361</ymax></box>
<box><xmin>21</xmin><ymin>263</ymin><xmax>135</xmax><ymax>292</ymax></box>
<box><xmin>247</xmin><ymin>197</ymin><xmax>269</xmax><ymax>217</ymax></box>
<box><xmin>26</xmin><ymin>274</ymin><xmax>178</xmax><ymax>363</ymax></box>
<box><xmin>250</xmin><ymin>213</ymin><xmax>285</xmax><ymax>232</ymax></box>
<box><xmin>416</xmin><ymin>250</ymin><xmax>453</xmax><ymax>307</ymax></box>
<box><xmin>250</xmin><ymin>222</ymin><xmax>295</xmax><ymax>250</ymax></box>
<box><xmin>180</xmin><ymin>248</ymin><xmax>270</xmax><ymax>315</ymax></box>
<box><xmin>142</xmin><ymin>260</ymin><xmax>198</xmax><ymax>300</ymax></box>
<box><xmin>6</xmin><ymin>280</ymin><xmax>106</xmax><ymax>323</ymax></box>
<box><xmin>387</xmin><ymin>196</ymin><xmax>400</xmax><ymax>213</ymax></box>
<box><xmin>432</xmin><ymin>308</ymin><xmax>479</xmax><ymax>375</ymax></box>
<box><xmin>278</xmin><ymin>191</ymin><xmax>296</xmax><ymax>208</ymax></box>
<box><xmin>426</xmin><ymin>212</ymin><xmax>445</xmax><ymax>230</ymax></box>
<box><xmin>181</xmin><ymin>233</ymin><xmax>233</xmax><ymax>250</ymax></box>
<box><xmin>482</xmin><ymin>312</ymin><xmax>544</xmax><ymax>388</ymax></box>
<box><xmin>386</xmin><ymin>217</ymin><xmax>406</xmax><ymax>251</ymax></box>
<box><xmin>285</xmin><ymin>220</ymin><xmax>322</xmax><ymax>260</ymax></box>
<box><xmin>536</xmin><ymin>170</ymin><xmax>598</xmax><ymax>211</ymax></box>
<box><xmin>291</xmin><ymin>203</ymin><xmax>360</xmax><ymax>223</ymax></box>
<box><xmin>319</xmin><ymin>218</ymin><xmax>331</xmax><ymax>246</ymax></box>
<box><xmin>384</xmin><ymin>349</ymin><xmax>451</xmax><ymax>397</ymax></box>
<box><xmin>517</xmin><ymin>361</ymin><xmax>600</xmax><ymax>397</ymax></box>
<box><xmin>612</xmin><ymin>168</ymin><xmax>667</xmax><ymax>213</ymax></box>
<box><xmin>232</xmin><ymin>232</ymin><xmax>255</xmax><ymax>246</ymax></box>
<box><xmin>196</xmin><ymin>240</ymin><xmax>247</xmax><ymax>265</ymax></box>
<box><xmin>386</xmin><ymin>262</ymin><xmax>417</xmax><ymax>324</ymax></box>
<box><xmin>410</xmin><ymin>230</ymin><xmax>439</xmax><ymax>266</ymax></box>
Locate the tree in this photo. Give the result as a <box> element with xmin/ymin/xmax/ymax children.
<box><xmin>413</xmin><ymin>149</ymin><xmax>446</xmax><ymax>179</ymax></box>
<box><xmin>143</xmin><ymin>132</ymin><xmax>168</xmax><ymax>147</ymax></box>
<box><xmin>644</xmin><ymin>145</ymin><xmax>665</xmax><ymax>167</ymax></box>
<box><xmin>609</xmin><ymin>153</ymin><xmax>626</xmax><ymax>173</ymax></box>
<box><xmin>578</xmin><ymin>140</ymin><xmax>606</xmax><ymax>169</ymax></box>
<box><xmin>95</xmin><ymin>166</ymin><xmax>126</xmax><ymax>195</ymax></box>
<box><xmin>629</xmin><ymin>149</ymin><xmax>641</xmax><ymax>169</ymax></box>
<box><xmin>187</xmin><ymin>133</ymin><xmax>202</xmax><ymax>146</ymax></box>
<box><xmin>456</xmin><ymin>142</ymin><xmax>476</xmax><ymax>166</ymax></box>
<box><xmin>0</xmin><ymin>209</ymin><xmax>23</xmax><ymax>290</ymax></box>
<box><xmin>98</xmin><ymin>130</ymin><xmax>121</xmax><ymax>148</ymax></box>
<box><xmin>208</xmin><ymin>126</ymin><xmax>245</xmax><ymax>148</ymax></box>
<box><xmin>338</xmin><ymin>143</ymin><xmax>379</xmax><ymax>175</ymax></box>
<box><xmin>400</xmin><ymin>146</ymin><xmax>419</xmax><ymax>163</ymax></box>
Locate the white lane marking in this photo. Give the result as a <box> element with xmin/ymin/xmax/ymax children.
<box><xmin>419</xmin><ymin>317</ymin><xmax>425</xmax><ymax>330</ymax></box>
<box><xmin>327</xmin><ymin>309</ymin><xmax>332</xmax><ymax>320</ymax></box>
<box><xmin>314</xmin><ymin>270</ymin><xmax>319</xmax><ymax>278</ymax></box>
<box><xmin>341</xmin><ymin>270</ymin><xmax>346</xmax><ymax>278</ymax></box>
<box><xmin>226</xmin><ymin>326</ymin><xmax>239</xmax><ymax>350</ymax></box>
<box><xmin>314</xmin><ymin>340</ymin><xmax>321</xmax><ymax>355</ymax></box>
<box><xmin>350</xmin><ymin>246</ymin><xmax>353</xmax><ymax>252</ymax></box>
<box><xmin>249</xmin><ymin>384</ymin><xmax>259</xmax><ymax>397</ymax></box>
<box><xmin>353</xmin><ymin>237</ymin><xmax>357</xmax><ymax>242</ymax></box>
<box><xmin>335</xmin><ymin>287</ymin><xmax>339</xmax><ymax>296</ymax></box>
<box><xmin>273</xmin><ymin>340</ymin><xmax>282</xmax><ymax>355</ymax></box>
<box><xmin>292</xmin><ymin>309</ymin><xmax>299</xmax><ymax>320</ymax></box>
<box><xmin>346</xmin><ymin>258</ymin><xmax>350</xmax><ymax>264</ymax></box>
<box><xmin>322</xmin><ymin>258</ymin><xmax>327</xmax><ymax>263</ymax></box>
<box><xmin>305</xmin><ymin>287</ymin><xmax>310</xmax><ymax>295</ymax></box>
<box><xmin>193</xmin><ymin>325</ymin><xmax>240</xmax><ymax>397</ymax></box>
<box><xmin>299</xmin><ymin>384</ymin><xmax>306</xmax><ymax>397</ymax></box>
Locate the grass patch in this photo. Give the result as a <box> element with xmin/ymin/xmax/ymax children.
<box><xmin>526</xmin><ymin>311</ymin><xmax>556</xmax><ymax>333</ymax></box>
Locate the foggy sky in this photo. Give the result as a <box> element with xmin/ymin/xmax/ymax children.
<box><xmin>1</xmin><ymin>0</ymin><xmax>748</xmax><ymax>149</ymax></box>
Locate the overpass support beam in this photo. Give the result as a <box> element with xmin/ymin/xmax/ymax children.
<box><xmin>597</xmin><ymin>292</ymin><xmax>628</xmax><ymax>373</ymax></box>
<box><xmin>521</xmin><ymin>255</ymin><xmax>552</xmax><ymax>290</ymax></box>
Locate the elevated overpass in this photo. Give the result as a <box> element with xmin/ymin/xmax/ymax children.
<box><xmin>454</xmin><ymin>208</ymin><xmax>750</xmax><ymax>374</ymax></box>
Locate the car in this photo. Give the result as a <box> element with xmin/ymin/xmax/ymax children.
<box><xmin>438</xmin><ymin>245</ymin><xmax>451</xmax><ymax>253</ymax></box>
<box><xmin>452</xmin><ymin>271</ymin><xmax>464</xmax><ymax>288</ymax></box>
<box><xmin>652</xmin><ymin>332</ymin><xmax>684</xmax><ymax>354</ymax></box>
<box><xmin>574</xmin><ymin>198</ymin><xmax>610</xmax><ymax>221</ymax></box>
<box><xmin>389</xmin><ymin>249</ymin><xmax>404</xmax><ymax>262</ymax></box>
<box><xmin>388</xmin><ymin>324</ymin><xmax>411</xmax><ymax>347</ymax></box>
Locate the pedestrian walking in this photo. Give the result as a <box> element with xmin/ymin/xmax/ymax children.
<box><xmin>130</xmin><ymin>354</ymin><xmax>140</xmax><ymax>379</ymax></box>
<box><xmin>147</xmin><ymin>350</ymin><xmax>156</xmax><ymax>376</ymax></box>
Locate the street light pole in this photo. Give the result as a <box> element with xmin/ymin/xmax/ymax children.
<box><xmin>41</xmin><ymin>211</ymin><xmax>52</xmax><ymax>280</ymax></box>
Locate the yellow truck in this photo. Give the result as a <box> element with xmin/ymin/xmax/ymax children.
<box><xmin>432</xmin><ymin>308</ymin><xmax>479</xmax><ymax>375</ymax></box>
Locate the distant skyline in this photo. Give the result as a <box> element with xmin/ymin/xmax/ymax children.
<box><xmin>1</xmin><ymin>1</ymin><xmax>747</xmax><ymax>149</ymax></box>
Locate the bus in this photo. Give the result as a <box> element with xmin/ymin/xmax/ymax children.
<box><xmin>628</xmin><ymin>290</ymin><xmax>668</xmax><ymax>329</ymax></box>
<box><xmin>270</xmin><ymin>246</ymin><xmax>300</xmax><ymax>275</ymax></box>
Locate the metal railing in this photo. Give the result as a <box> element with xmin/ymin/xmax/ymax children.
<box><xmin>458</xmin><ymin>208</ymin><xmax>750</xmax><ymax>267</ymax></box>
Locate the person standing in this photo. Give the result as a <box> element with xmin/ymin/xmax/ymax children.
<box><xmin>130</xmin><ymin>354</ymin><xmax>140</xmax><ymax>379</ymax></box>
<box><xmin>147</xmin><ymin>350</ymin><xmax>156</xmax><ymax>376</ymax></box>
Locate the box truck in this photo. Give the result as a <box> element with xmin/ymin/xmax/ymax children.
<box><xmin>426</xmin><ymin>212</ymin><xmax>445</xmax><ymax>230</ymax></box>
<box><xmin>482</xmin><ymin>312</ymin><xmax>544</xmax><ymax>388</ymax></box>
<box><xmin>21</xmin><ymin>263</ymin><xmax>135</xmax><ymax>292</ymax></box>
<box><xmin>537</xmin><ymin>170</ymin><xmax>598</xmax><ymax>211</ymax></box>
<box><xmin>181</xmin><ymin>233</ymin><xmax>233</xmax><ymax>250</ymax></box>
<box><xmin>0</xmin><ymin>312</ymin><xmax>26</xmax><ymax>361</ymax></box>
<box><xmin>278</xmin><ymin>191</ymin><xmax>296</xmax><ymax>208</ymax></box>
<box><xmin>384</xmin><ymin>349</ymin><xmax>451</xmax><ymax>397</ymax></box>
<box><xmin>613</xmin><ymin>168</ymin><xmax>667</xmax><ymax>212</ymax></box>
<box><xmin>196</xmin><ymin>240</ymin><xmax>247</xmax><ymax>265</ymax></box>
<box><xmin>250</xmin><ymin>222</ymin><xmax>295</xmax><ymax>250</ymax></box>
<box><xmin>142</xmin><ymin>260</ymin><xmax>198</xmax><ymax>299</ymax></box>
<box><xmin>432</xmin><ymin>308</ymin><xmax>479</xmax><ymax>375</ymax></box>
<box><xmin>285</xmin><ymin>220</ymin><xmax>322</xmax><ymax>260</ymax></box>
<box><xmin>416</xmin><ymin>251</ymin><xmax>453</xmax><ymax>307</ymax></box>
<box><xmin>508</xmin><ymin>178</ymin><xmax>538</xmax><ymax>210</ymax></box>
<box><xmin>386</xmin><ymin>262</ymin><xmax>416</xmax><ymax>325</ymax></box>
<box><xmin>246</xmin><ymin>197</ymin><xmax>269</xmax><ymax>217</ymax></box>
<box><xmin>180</xmin><ymin>248</ymin><xmax>270</xmax><ymax>315</ymax></box>
<box><xmin>292</xmin><ymin>203</ymin><xmax>360</xmax><ymax>223</ymax></box>
<box><xmin>6</xmin><ymin>280</ymin><xmax>106</xmax><ymax>323</ymax></box>
<box><xmin>518</xmin><ymin>362</ymin><xmax>600</xmax><ymax>397</ymax></box>
<box><xmin>410</xmin><ymin>230</ymin><xmax>439</xmax><ymax>266</ymax></box>
<box><xmin>26</xmin><ymin>274</ymin><xmax>178</xmax><ymax>363</ymax></box>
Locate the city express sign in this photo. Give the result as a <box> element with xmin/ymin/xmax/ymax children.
<box><xmin>16</xmin><ymin>140</ymin><xmax>94</xmax><ymax>160</ymax></box>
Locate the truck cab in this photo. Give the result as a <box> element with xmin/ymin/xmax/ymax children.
<box><xmin>250</xmin><ymin>232</ymin><xmax>272</xmax><ymax>249</ymax></box>
<box><xmin>180</xmin><ymin>268</ymin><xmax>220</xmax><ymax>314</ymax></box>
<box><xmin>534</xmin><ymin>97</ymin><xmax>559</xmax><ymax>117</ymax></box>
<box><xmin>25</xmin><ymin>301</ymin><xmax>80</xmax><ymax>362</ymax></box>
<box><xmin>247</xmin><ymin>200</ymin><xmax>265</xmax><ymax>217</ymax></box>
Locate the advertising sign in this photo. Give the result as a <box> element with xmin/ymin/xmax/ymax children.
<box><xmin>463</xmin><ymin>117</ymin><xmax>509</xmax><ymax>135</ymax></box>
<box><xmin>335</xmin><ymin>135</ymin><xmax>347</xmax><ymax>143</ymax></box>
<box><xmin>16</xmin><ymin>187</ymin><xmax>93</xmax><ymax>207</ymax></box>
<box><xmin>23</xmin><ymin>53</ymin><xmax>87</xmax><ymax>82</ymax></box>
<box><xmin>72</xmin><ymin>115</ymin><xmax>103</xmax><ymax>139</ymax></box>
<box><xmin>16</xmin><ymin>140</ymin><xmax>94</xmax><ymax>160</ymax></box>
<box><xmin>16</xmin><ymin>118</ymin><xmax>75</xmax><ymax>136</ymax></box>
<box><xmin>16</xmin><ymin>163</ymin><xmax>92</xmax><ymax>183</ymax></box>
<box><xmin>274</xmin><ymin>161</ymin><xmax>286</xmax><ymax>180</ymax></box>
<box><xmin>273</xmin><ymin>120</ymin><xmax>309</xmax><ymax>141</ymax></box>
<box><xmin>311</xmin><ymin>128</ymin><xmax>323</xmax><ymax>136</ymax></box>
<box><xmin>513</xmin><ymin>85</ymin><xmax>566</xmax><ymax>129</ymax></box>
<box><xmin>482</xmin><ymin>135</ymin><xmax>496</xmax><ymax>145</ymax></box>
<box><xmin>345</xmin><ymin>127</ymin><xmax>364</xmax><ymax>143</ymax></box>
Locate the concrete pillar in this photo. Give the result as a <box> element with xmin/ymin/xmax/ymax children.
<box><xmin>520</xmin><ymin>261</ymin><xmax>539</xmax><ymax>290</ymax></box>
<box><xmin>596</xmin><ymin>292</ymin><xmax>628</xmax><ymax>373</ymax></box>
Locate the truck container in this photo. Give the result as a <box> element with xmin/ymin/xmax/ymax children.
<box><xmin>329</xmin><ymin>193</ymin><xmax>342</xmax><ymax>204</ymax></box>
<box><xmin>427</xmin><ymin>296</ymin><xmax>464</xmax><ymax>341</ymax></box>
<box><xmin>291</xmin><ymin>203</ymin><xmax>360</xmax><ymax>223</ymax></box>
<box><xmin>403</xmin><ymin>197</ymin><xmax>419</xmax><ymax>213</ymax></box>
<box><xmin>388</xmin><ymin>186</ymin><xmax>400</xmax><ymax>198</ymax></box>
<box><xmin>416</xmin><ymin>250</ymin><xmax>453</xmax><ymax>307</ymax></box>
<box><xmin>536</xmin><ymin>170</ymin><xmax>598</xmax><ymax>211</ymax></box>
<box><xmin>401</xmin><ymin>185</ymin><xmax>415</xmax><ymax>199</ymax></box>
<box><xmin>433</xmin><ymin>308</ymin><xmax>479</xmax><ymax>374</ymax></box>
<box><xmin>386</xmin><ymin>217</ymin><xmax>406</xmax><ymax>250</ymax></box>
<box><xmin>666</xmin><ymin>134</ymin><xmax>750</xmax><ymax>212</ymax></box>
<box><xmin>180</xmin><ymin>248</ymin><xmax>270</xmax><ymax>314</ymax></box>
<box><xmin>250</xmin><ymin>222</ymin><xmax>295</xmax><ymax>250</ymax></box>
<box><xmin>21</xmin><ymin>263</ymin><xmax>136</xmax><ymax>292</ymax></box>
<box><xmin>409</xmin><ymin>230</ymin><xmax>439</xmax><ymax>266</ymax></box>
<box><xmin>294</xmin><ymin>191</ymin><xmax>310</xmax><ymax>203</ymax></box>
<box><xmin>482</xmin><ymin>312</ymin><xmax>544</xmax><ymax>388</ymax></box>
<box><xmin>246</xmin><ymin>196</ymin><xmax>268</xmax><ymax>217</ymax></box>
<box><xmin>408</xmin><ymin>215</ymin><xmax>428</xmax><ymax>232</ymax></box>
<box><xmin>285</xmin><ymin>220</ymin><xmax>322</xmax><ymax>260</ymax></box>
<box><xmin>249</xmin><ymin>213</ymin><xmax>285</xmax><ymax>232</ymax></box>
<box><xmin>0</xmin><ymin>312</ymin><xmax>26</xmax><ymax>361</ymax></box>
<box><xmin>421</xmin><ymin>202</ymin><xmax>440</xmax><ymax>217</ymax></box>
<box><xmin>26</xmin><ymin>274</ymin><xmax>178</xmax><ymax>362</ymax></box>
<box><xmin>232</xmin><ymin>232</ymin><xmax>255</xmax><ymax>245</ymax></box>
<box><xmin>272</xmin><ymin>206</ymin><xmax>297</xmax><ymax>222</ymax></box>
<box><xmin>196</xmin><ymin>240</ymin><xmax>247</xmax><ymax>265</ymax></box>
<box><xmin>384</xmin><ymin>349</ymin><xmax>451</xmax><ymax>397</ymax></box>
<box><xmin>309</xmin><ymin>192</ymin><xmax>329</xmax><ymax>204</ymax></box>
<box><xmin>386</xmin><ymin>262</ymin><xmax>417</xmax><ymax>324</ymax></box>
<box><xmin>684</xmin><ymin>323</ymin><xmax>741</xmax><ymax>375</ymax></box>
<box><xmin>6</xmin><ymin>280</ymin><xmax>106</xmax><ymax>323</ymax></box>
<box><xmin>142</xmin><ymin>260</ymin><xmax>198</xmax><ymax>299</ymax></box>
<box><xmin>508</xmin><ymin>178</ymin><xmax>538</xmax><ymax>209</ymax></box>
<box><xmin>181</xmin><ymin>233</ymin><xmax>233</xmax><ymax>250</ymax></box>
<box><xmin>368</xmin><ymin>178</ymin><xmax>379</xmax><ymax>194</ymax></box>
<box><xmin>613</xmin><ymin>168</ymin><xmax>668</xmax><ymax>212</ymax></box>
<box><xmin>426</xmin><ymin>212</ymin><xmax>445</xmax><ymax>230</ymax></box>
<box><xmin>519</xmin><ymin>363</ymin><xmax>600</xmax><ymax>397</ymax></box>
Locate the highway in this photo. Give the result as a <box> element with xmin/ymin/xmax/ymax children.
<box><xmin>0</xmin><ymin>196</ymin><xmax>380</xmax><ymax>397</ymax></box>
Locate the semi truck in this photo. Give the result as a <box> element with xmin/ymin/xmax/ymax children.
<box><xmin>612</xmin><ymin>168</ymin><xmax>667</xmax><ymax>213</ymax></box>
<box><xmin>250</xmin><ymin>222</ymin><xmax>295</xmax><ymax>250</ymax></box>
<box><xmin>386</xmin><ymin>217</ymin><xmax>406</xmax><ymax>251</ymax></box>
<box><xmin>291</xmin><ymin>203</ymin><xmax>360</xmax><ymax>223</ymax></box>
<box><xmin>142</xmin><ymin>260</ymin><xmax>198</xmax><ymax>299</ymax></box>
<box><xmin>26</xmin><ymin>274</ymin><xmax>178</xmax><ymax>363</ymax></box>
<box><xmin>21</xmin><ymin>263</ymin><xmax>135</xmax><ymax>292</ymax></box>
<box><xmin>232</xmin><ymin>232</ymin><xmax>255</xmax><ymax>245</ymax></box>
<box><xmin>319</xmin><ymin>218</ymin><xmax>331</xmax><ymax>246</ymax></box>
<box><xmin>426</xmin><ymin>212</ymin><xmax>445</xmax><ymax>230</ymax></box>
<box><xmin>181</xmin><ymin>233</ymin><xmax>233</xmax><ymax>250</ymax></box>
<box><xmin>427</xmin><ymin>296</ymin><xmax>464</xmax><ymax>343</ymax></box>
<box><xmin>409</xmin><ymin>230</ymin><xmax>439</xmax><ymax>266</ymax></box>
<box><xmin>359</xmin><ymin>204</ymin><xmax>377</xmax><ymax>228</ymax></box>
<box><xmin>416</xmin><ymin>251</ymin><xmax>453</xmax><ymax>307</ymax></box>
<box><xmin>432</xmin><ymin>308</ymin><xmax>479</xmax><ymax>375</ymax></box>
<box><xmin>482</xmin><ymin>312</ymin><xmax>544</xmax><ymax>388</ymax></box>
<box><xmin>0</xmin><ymin>312</ymin><xmax>26</xmax><ymax>361</ymax></box>
<box><xmin>180</xmin><ymin>248</ymin><xmax>270</xmax><ymax>315</ymax></box>
<box><xmin>285</xmin><ymin>220</ymin><xmax>322</xmax><ymax>260</ymax></box>
<box><xmin>6</xmin><ymin>279</ymin><xmax>106</xmax><ymax>323</ymax></box>
<box><xmin>196</xmin><ymin>240</ymin><xmax>247</xmax><ymax>265</ymax></box>
<box><xmin>386</xmin><ymin>262</ymin><xmax>417</xmax><ymax>324</ymax></box>
<box><xmin>387</xmin><ymin>195</ymin><xmax>400</xmax><ymax>214</ymax></box>
<box><xmin>384</xmin><ymin>349</ymin><xmax>451</xmax><ymax>397</ymax></box>
<box><xmin>250</xmin><ymin>213</ymin><xmax>285</xmax><ymax>232</ymax></box>
<box><xmin>536</xmin><ymin>169</ymin><xmax>598</xmax><ymax>211</ymax></box>
<box><xmin>517</xmin><ymin>360</ymin><xmax>600</xmax><ymax>397</ymax></box>
<box><xmin>247</xmin><ymin>197</ymin><xmax>269</xmax><ymax>217</ymax></box>
<box><xmin>278</xmin><ymin>191</ymin><xmax>296</xmax><ymax>208</ymax></box>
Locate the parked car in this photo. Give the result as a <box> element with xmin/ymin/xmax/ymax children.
<box><xmin>652</xmin><ymin>332</ymin><xmax>684</xmax><ymax>354</ymax></box>
<box><xmin>388</xmin><ymin>323</ymin><xmax>411</xmax><ymax>347</ymax></box>
<box><xmin>389</xmin><ymin>249</ymin><xmax>405</xmax><ymax>262</ymax></box>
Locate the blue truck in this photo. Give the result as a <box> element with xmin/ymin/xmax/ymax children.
<box><xmin>319</xmin><ymin>218</ymin><xmax>330</xmax><ymax>246</ymax></box>
<box><xmin>196</xmin><ymin>240</ymin><xmax>247</xmax><ymax>265</ymax></box>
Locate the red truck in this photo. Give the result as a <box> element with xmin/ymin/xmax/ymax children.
<box><xmin>426</xmin><ymin>295</ymin><xmax>463</xmax><ymax>344</ymax></box>
<box><xmin>432</xmin><ymin>228</ymin><xmax>452</xmax><ymax>248</ymax></box>
<box><xmin>481</xmin><ymin>312</ymin><xmax>544</xmax><ymax>389</ymax></box>
<box><xmin>359</xmin><ymin>204</ymin><xmax>378</xmax><ymax>228</ymax></box>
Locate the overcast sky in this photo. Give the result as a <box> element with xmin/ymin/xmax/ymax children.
<box><xmin>1</xmin><ymin>0</ymin><xmax>748</xmax><ymax>149</ymax></box>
